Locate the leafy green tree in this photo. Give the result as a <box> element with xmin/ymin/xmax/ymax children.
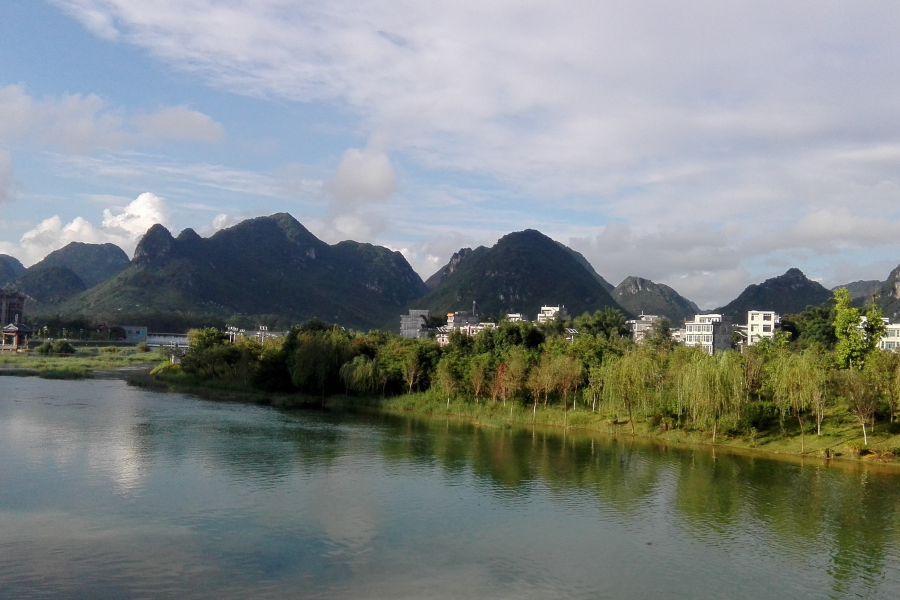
<box><xmin>467</xmin><ymin>353</ymin><xmax>491</xmax><ymax>402</ymax></box>
<box><xmin>188</xmin><ymin>327</ymin><xmax>227</xmax><ymax>351</ymax></box>
<box><xmin>836</xmin><ymin>369</ymin><xmax>878</xmax><ymax>445</ymax></box>
<box><xmin>833</xmin><ymin>288</ymin><xmax>868</xmax><ymax>369</ymax></box>
<box><xmin>340</xmin><ymin>354</ymin><xmax>378</xmax><ymax>394</ymax></box>
<box><xmin>435</xmin><ymin>357</ymin><xmax>458</xmax><ymax>409</ymax></box>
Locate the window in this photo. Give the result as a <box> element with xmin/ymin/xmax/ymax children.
<box><xmin>763</xmin><ymin>314</ymin><xmax>772</xmax><ymax>321</ymax></box>
<box><xmin>763</xmin><ymin>325</ymin><xmax>771</xmax><ymax>333</ymax></box>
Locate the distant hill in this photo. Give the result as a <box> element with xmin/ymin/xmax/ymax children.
<box><xmin>425</xmin><ymin>247</ymin><xmax>473</xmax><ymax>291</ymax></box>
<box><xmin>877</xmin><ymin>265</ymin><xmax>900</xmax><ymax>321</ymax></box>
<box><xmin>0</xmin><ymin>254</ymin><xmax>25</xmax><ymax>286</ymax></box>
<box><xmin>32</xmin><ymin>242</ymin><xmax>130</xmax><ymax>288</ymax></box>
<box><xmin>412</xmin><ymin>229</ymin><xmax>628</xmax><ymax>320</ymax></box>
<box><xmin>55</xmin><ymin>213</ymin><xmax>429</xmax><ymax>331</ymax></box>
<box><xmin>14</xmin><ymin>265</ymin><xmax>87</xmax><ymax>307</ymax></box>
<box><xmin>833</xmin><ymin>279</ymin><xmax>883</xmax><ymax>303</ymax></box>
<box><xmin>715</xmin><ymin>268</ymin><xmax>832</xmax><ymax>323</ymax></box>
<box><xmin>612</xmin><ymin>276</ymin><xmax>698</xmax><ymax>323</ymax></box>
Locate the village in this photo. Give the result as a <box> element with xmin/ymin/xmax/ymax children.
<box><xmin>4</xmin><ymin>287</ymin><xmax>900</xmax><ymax>356</ymax></box>
<box><xmin>400</xmin><ymin>303</ymin><xmax>900</xmax><ymax>354</ymax></box>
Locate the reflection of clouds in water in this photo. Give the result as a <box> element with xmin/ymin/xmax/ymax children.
<box><xmin>2</xmin><ymin>401</ymin><xmax>149</xmax><ymax>496</ymax></box>
<box><xmin>0</xmin><ymin>510</ymin><xmax>204</xmax><ymax>596</ymax></box>
<box><xmin>311</xmin><ymin>463</ymin><xmax>380</xmax><ymax>560</ymax></box>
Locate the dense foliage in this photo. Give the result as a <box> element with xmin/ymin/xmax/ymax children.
<box><xmin>175</xmin><ymin>291</ymin><xmax>900</xmax><ymax>448</ymax></box>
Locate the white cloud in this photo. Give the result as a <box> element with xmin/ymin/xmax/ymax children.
<box><xmin>0</xmin><ymin>84</ymin><xmax>224</xmax><ymax>151</ymax></box>
<box><xmin>324</xmin><ymin>145</ymin><xmax>396</xmax><ymax>212</ymax></box>
<box><xmin>43</xmin><ymin>1</ymin><xmax>900</xmax><ymax>304</ymax></box>
<box><xmin>0</xmin><ymin>151</ymin><xmax>15</xmax><ymax>206</ymax></box>
<box><xmin>134</xmin><ymin>105</ymin><xmax>224</xmax><ymax>142</ymax></box>
<box><xmin>2</xmin><ymin>192</ymin><xmax>170</xmax><ymax>265</ymax></box>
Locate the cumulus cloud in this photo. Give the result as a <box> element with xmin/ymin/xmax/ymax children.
<box><xmin>2</xmin><ymin>192</ymin><xmax>170</xmax><ymax>265</ymax></box>
<box><xmin>306</xmin><ymin>143</ymin><xmax>396</xmax><ymax>242</ymax></box>
<box><xmin>324</xmin><ymin>145</ymin><xmax>396</xmax><ymax>212</ymax></box>
<box><xmin>0</xmin><ymin>84</ymin><xmax>224</xmax><ymax>151</ymax></box>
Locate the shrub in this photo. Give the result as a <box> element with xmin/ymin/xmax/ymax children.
<box><xmin>136</xmin><ymin>342</ymin><xmax>150</xmax><ymax>353</ymax></box>
<box><xmin>35</xmin><ymin>342</ymin><xmax>53</xmax><ymax>355</ymax></box>
<box><xmin>51</xmin><ymin>340</ymin><xmax>76</xmax><ymax>355</ymax></box>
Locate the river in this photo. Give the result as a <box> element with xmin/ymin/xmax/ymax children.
<box><xmin>1</xmin><ymin>376</ymin><xmax>899</xmax><ymax>599</ymax></box>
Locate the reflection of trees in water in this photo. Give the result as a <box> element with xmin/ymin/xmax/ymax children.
<box><xmin>128</xmin><ymin>404</ymin><xmax>900</xmax><ymax>597</ymax></box>
<box><xmin>127</xmin><ymin>407</ymin><xmax>349</xmax><ymax>484</ymax></box>
<box><xmin>381</xmin><ymin>415</ymin><xmax>900</xmax><ymax>597</ymax></box>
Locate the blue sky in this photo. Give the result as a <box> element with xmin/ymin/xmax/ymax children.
<box><xmin>3</xmin><ymin>1</ymin><xmax>900</xmax><ymax>307</ymax></box>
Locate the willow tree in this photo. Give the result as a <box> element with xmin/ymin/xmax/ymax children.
<box><xmin>339</xmin><ymin>354</ymin><xmax>378</xmax><ymax>395</ymax></box>
<box><xmin>770</xmin><ymin>351</ymin><xmax>827</xmax><ymax>452</ymax></box>
<box><xmin>601</xmin><ymin>350</ymin><xmax>655</xmax><ymax>435</ymax></box>
<box><xmin>676</xmin><ymin>351</ymin><xmax>743</xmax><ymax>443</ymax></box>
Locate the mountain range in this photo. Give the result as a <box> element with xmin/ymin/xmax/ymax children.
<box><xmin>5</xmin><ymin>212</ymin><xmax>900</xmax><ymax>331</ymax></box>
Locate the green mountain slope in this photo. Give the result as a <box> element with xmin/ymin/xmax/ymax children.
<box><xmin>715</xmin><ymin>268</ymin><xmax>832</xmax><ymax>323</ymax></box>
<box><xmin>834</xmin><ymin>279</ymin><xmax>883</xmax><ymax>303</ymax></box>
<box><xmin>612</xmin><ymin>276</ymin><xmax>699</xmax><ymax>323</ymax></box>
<box><xmin>556</xmin><ymin>242</ymin><xmax>615</xmax><ymax>292</ymax></box>
<box><xmin>0</xmin><ymin>254</ymin><xmax>25</xmax><ymax>286</ymax></box>
<box><xmin>412</xmin><ymin>229</ymin><xmax>628</xmax><ymax>320</ymax></box>
<box><xmin>57</xmin><ymin>213</ymin><xmax>429</xmax><ymax>331</ymax></box>
<box><xmin>32</xmin><ymin>242</ymin><xmax>129</xmax><ymax>288</ymax></box>
<box><xmin>876</xmin><ymin>265</ymin><xmax>900</xmax><ymax>321</ymax></box>
<box><xmin>14</xmin><ymin>265</ymin><xmax>87</xmax><ymax>307</ymax></box>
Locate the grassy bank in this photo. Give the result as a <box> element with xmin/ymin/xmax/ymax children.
<box><xmin>0</xmin><ymin>347</ymin><xmax>166</xmax><ymax>379</ymax></box>
<box><xmin>138</xmin><ymin>370</ymin><xmax>900</xmax><ymax>465</ymax></box>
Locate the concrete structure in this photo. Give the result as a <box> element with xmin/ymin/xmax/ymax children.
<box><xmin>224</xmin><ymin>325</ymin><xmax>286</xmax><ymax>344</ymax></box>
<box><xmin>746</xmin><ymin>310</ymin><xmax>780</xmax><ymax>346</ymax></box>
<box><xmin>446</xmin><ymin>311</ymin><xmax>480</xmax><ymax>329</ymax></box>
<box><xmin>120</xmin><ymin>326</ymin><xmax>148</xmax><ymax>343</ymax></box>
<box><xmin>683</xmin><ymin>314</ymin><xmax>732</xmax><ymax>354</ymax></box>
<box><xmin>0</xmin><ymin>322</ymin><xmax>31</xmax><ymax>351</ymax></box>
<box><xmin>147</xmin><ymin>333</ymin><xmax>190</xmax><ymax>349</ymax></box>
<box><xmin>878</xmin><ymin>323</ymin><xmax>900</xmax><ymax>351</ymax></box>
<box><xmin>506</xmin><ymin>313</ymin><xmax>527</xmax><ymax>323</ymax></box>
<box><xmin>627</xmin><ymin>314</ymin><xmax>662</xmax><ymax>344</ymax></box>
<box><xmin>0</xmin><ymin>292</ymin><xmax>25</xmax><ymax>327</ymax></box>
<box><xmin>400</xmin><ymin>309</ymin><xmax>431</xmax><ymax>339</ymax></box>
<box><xmin>435</xmin><ymin>321</ymin><xmax>497</xmax><ymax>346</ymax></box>
<box><xmin>537</xmin><ymin>305</ymin><xmax>567</xmax><ymax>324</ymax></box>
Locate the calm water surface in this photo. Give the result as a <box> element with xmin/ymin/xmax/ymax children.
<box><xmin>1</xmin><ymin>377</ymin><xmax>900</xmax><ymax>599</ymax></box>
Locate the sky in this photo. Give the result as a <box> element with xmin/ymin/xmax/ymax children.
<box><xmin>2</xmin><ymin>1</ymin><xmax>900</xmax><ymax>308</ymax></box>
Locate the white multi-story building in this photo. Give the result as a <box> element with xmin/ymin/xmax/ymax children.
<box><xmin>746</xmin><ymin>310</ymin><xmax>780</xmax><ymax>346</ymax></box>
<box><xmin>537</xmin><ymin>305</ymin><xmax>568</xmax><ymax>324</ymax></box>
<box><xmin>683</xmin><ymin>314</ymin><xmax>732</xmax><ymax>355</ymax></box>
<box><xmin>878</xmin><ymin>323</ymin><xmax>900</xmax><ymax>351</ymax></box>
<box><xmin>627</xmin><ymin>314</ymin><xmax>662</xmax><ymax>344</ymax></box>
<box><xmin>435</xmin><ymin>322</ymin><xmax>497</xmax><ymax>346</ymax></box>
<box><xmin>506</xmin><ymin>313</ymin><xmax>527</xmax><ymax>323</ymax></box>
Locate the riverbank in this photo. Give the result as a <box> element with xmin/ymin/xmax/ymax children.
<box><xmin>137</xmin><ymin>369</ymin><xmax>900</xmax><ymax>466</ymax></box>
<box><xmin>0</xmin><ymin>347</ymin><xmax>166</xmax><ymax>379</ymax></box>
